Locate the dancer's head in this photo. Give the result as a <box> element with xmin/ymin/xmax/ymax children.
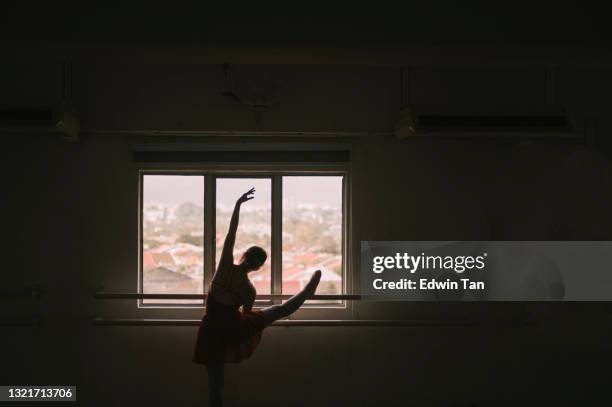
<box><xmin>240</xmin><ymin>246</ymin><xmax>267</xmax><ymax>272</ymax></box>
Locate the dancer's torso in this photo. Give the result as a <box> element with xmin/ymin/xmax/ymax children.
<box><xmin>208</xmin><ymin>263</ymin><xmax>256</xmax><ymax>309</ymax></box>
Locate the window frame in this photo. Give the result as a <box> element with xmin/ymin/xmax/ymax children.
<box><xmin>137</xmin><ymin>163</ymin><xmax>352</xmax><ymax>320</ymax></box>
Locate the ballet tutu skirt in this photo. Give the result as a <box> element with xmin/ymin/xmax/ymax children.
<box><xmin>192</xmin><ymin>292</ymin><xmax>268</xmax><ymax>365</ymax></box>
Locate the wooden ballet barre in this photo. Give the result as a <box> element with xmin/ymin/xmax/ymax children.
<box><xmin>91</xmin><ymin>317</ymin><xmax>502</xmax><ymax>327</ymax></box>
<box><xmin>0</xmin><ymin>284</ymin><xmax>42</xmax><ymax>300</ymax></box>
<box><xmin>94</xmin><ymin>289</ymin><xmax>361</xmax><ymax>301</ymax></box>
<box><xmin>0</xmin><ymin>316</ymin><xmax>41</xmax><ymax>327</ymax></box>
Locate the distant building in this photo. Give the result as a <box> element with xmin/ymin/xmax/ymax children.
<box><xmin>143</xmin><ymin>266</ymin><xmax>201</xmax><ymax>294</ymax></box>
<box><xmin>142</xmin><ymin>251</ymin><xmax>176</xmax><ymax>271</ymax></box>
<box><xmin>283</xmin><ymin>266</ymin><xmax>341</xmax><ymax>294</ymax></box>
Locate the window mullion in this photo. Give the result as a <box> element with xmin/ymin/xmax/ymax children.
<box><xmin>138</xmin><ymin>171</ymin><xmax>144</xmax><ymax>308</ymax></box>
<box><xmin>203</xmin><ymin>174</ymin><xmax>215</xmax><ymax>297</ymax></box>
<box><xmin>271</xmin><ymin>175</ymin><xmax>282</xmax><ymax>304</ymax></box>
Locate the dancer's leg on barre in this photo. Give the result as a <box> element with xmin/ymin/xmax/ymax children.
<box><xmin>261</xmin><ymin>270</ymin><xmax>321</xmax><ymax>324</ymax></box>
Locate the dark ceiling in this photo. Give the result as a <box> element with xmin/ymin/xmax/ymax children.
<box><xmin>2</xmin><ymin>3</ymin><xmax>612</xmax><ymax>46</ymax></box>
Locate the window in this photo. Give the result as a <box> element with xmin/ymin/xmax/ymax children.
<box><xmin>216</xmin><ymin>178</ymin><xmax>272</xmax><ymax>294</ymax></box>
<box><xmin>282</xmin><ymin>176</ymin><xmax>344</xmax><ymax>303</ymax></box>
<box><xmin>139</xmin><ymin>166</ymin><xmax>348</xmax><ymax>311</ymax></box>
<box><xmin>141</xmin><ymin>175</ymin><xmax>204</xmax><ymax>305</ymax></box>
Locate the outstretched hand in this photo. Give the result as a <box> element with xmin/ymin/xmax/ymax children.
<box><xmin>237</xmin><ymin>187</ymin><xmax>255</xmax><ymax>204</ymax></box>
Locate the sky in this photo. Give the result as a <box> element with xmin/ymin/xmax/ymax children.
<box><xmin>143</xmin><ymin>175</ymin><xmax>342</xmax><ymax>207</ymax></box>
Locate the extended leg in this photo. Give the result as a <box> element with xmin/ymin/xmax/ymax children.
<box><xmin>262</xmin><ymin>270</ymin><xmax>321</xmax><ymax>324</ymax></box>
<box><xmin>206</xmin><ymin>362</ymin><xmax>225</xmax><ymax>407</ymax></box>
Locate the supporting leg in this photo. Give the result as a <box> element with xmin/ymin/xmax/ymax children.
<box><xmin>262</xmin><ymin>270</ymin><xmax>321</xmax><ymax>324</ymax></box>
<box><xmin>206</xmin><ymin>362</ymin><xmax>225</xmax><ymax>407</ymax></box>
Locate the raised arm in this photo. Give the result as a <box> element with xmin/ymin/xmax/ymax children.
<box><xmin>218</xmin><ymin>188</ymin><xmax>255</xmax><ymax>268</ymax></box>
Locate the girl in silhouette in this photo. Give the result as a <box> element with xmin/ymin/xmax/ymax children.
<box><xmin>192</xmin><ymin>187</ymin><xmax>322</xmax><ymax>407</ymax></box>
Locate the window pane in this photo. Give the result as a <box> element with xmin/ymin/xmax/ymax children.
<box><xmin>142</xmin><ymin>175</ymin><xmax>204</xmax><ymax>305</ymax></box>
<box><xmin>216</xmin><ymin>178</ymin><xmax>272</xmax><ymax>294</ymax></box>
<box><xmin>282</xmin><ymin>176</ymin><xmax>343</xmax><ymax>300</ymax></box>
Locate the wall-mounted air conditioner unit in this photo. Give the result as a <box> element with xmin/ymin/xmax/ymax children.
<box><xmin>0</xmin><ymin>105</ymin><xmax>80</xmax><ymax>141</ymax></box>
<box><xmin>394</xmin><ymin>104</ymin><xmax>576</xmax><ymax>140</ymax></box>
